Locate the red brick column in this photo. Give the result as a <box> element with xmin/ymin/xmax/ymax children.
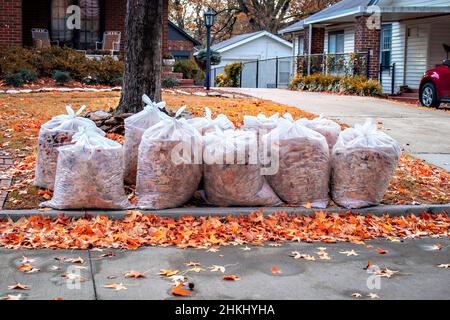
<box><xmin>104</xmin><ymin>0</ymin><xmax>126</xmax><ymax>51</ymax></box>
<box><xmin>0</xmin><ymin>0</ymin><xmax>22</xmax><ymax>46</ymax></box>
<box><xmin>304</xmin><ymin>27</ymin><xmax>325</xmax><ymax>54</ymax></box>
<box><xmin>355</xmin><ymin>15</ymin><xmax>381</xmax><ymax>80</ymax></box>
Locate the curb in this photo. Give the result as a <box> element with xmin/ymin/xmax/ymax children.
<box><xmin>0</xmin><ymin>204</ymin><xmax>448</xmax><ymax>221</ymax></box>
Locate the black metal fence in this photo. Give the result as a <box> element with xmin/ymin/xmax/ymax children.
<box><xmin>211</xmin><ymin>51</ymin><xmax>370</xmax><ymax>89</ymax></box>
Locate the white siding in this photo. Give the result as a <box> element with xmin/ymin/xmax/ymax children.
<box><xmin>380</xmin><ymin>22</ymin><xmax>406</xmax><ymax>93</ymax></box>
<box><xmin>323</xmin><ymin>24</ymin><xmax>355</xmax><ymax>54</ymax></box>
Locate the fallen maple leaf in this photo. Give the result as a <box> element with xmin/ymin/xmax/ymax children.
<box><xmin>290</xmin><ymin>251</ymin><xmax>316</xmax><ymax>261</ymax></box>
<box><xmin>159</xmin><ymin>269</ymin><xmax>179</xmax><ymax>277</ymax></box>
<box><xmin>351</xmin><ymin>293</ymin><xmax>362</xmax><ymax>298</ymax></box>
<box><xmin>19</xmin><ymin>256</ymin><xmax>35</xmax><ymax>264</ymax></box>
<box><xmin>124</xmin><ymin>270</ymin><xmax>147</xmax><ymax>279</ymax></box>
<box><xmin>171</xmin><ymin>284</ymin><xmax>192</xmax><ymax>296</ymax></box>
<box><xmin>437</xmin><ymin>264</ymin><xmax>449</xmax><ymax>269</ymax></box>
<box><xmin>339</xmin><ymin>250</ymin><xmax>358</xmax><ymax>257</ymax></box>
<box><xmin>8</xmin><ymin>283</ymin><xmax>29</xmax><ymax>290</ymax></box>
<box><xmin>374</xmin><ymin>268</ymin><xmax>399</xmax><ymax>278</ymax></box>
<box><xmin>241</xmin><ymin>246</ymin><xmax>251</xmax><ymax>251</ymax></box>
<box><xmin>189</xmin><ymin>267</ymin><xmax>205</xmax><ymax>273</ymax></box>
<box><xmin>209</xmin><ymin>265</ymin><xmax>225</xmax><ymax>273</ymax></box>
<box><xmin>363</xmin><ymin>261</ymin><xmax>373</xmax><ymax>270</ymax></box>
<box><xmin>223</xmin><ymin>275</ymin><xmax>241</xmax><ymax>281</ymax></box>
<box><xmin>207</xmin><ymin>246</ymin><xmax>220</xmax><ymax>253</ymax></box>
<box><xmin>65</xmin><ymin>257</ymin><xmax>84</xmax><ymax>264</ymax></box>
<box><xmin>184</xmin><ymin>261</ymin><xmax>200</xmax><ymax>267</ymax></box>
<box><xmin>103</xmin><ymin>283</ymin><xmax>127</xmax><ymax>291</ymax></box>
<box><xmin>368</xmin><ymin>293</ymin><xmax>380</xmax><ymax>299</ymax></box>
<box><xmin>17</xmin><ymin>263</ymin><xmax>39</xmax><ymax>273</ymax></box>
<box><xmin>271</xmin><ymin>266</ymin><xmax>282</xmax><ymax>274</ymax></box>
<box><xmin>376</xmin><ymin>248</ymin><xmax>389</xmax><ymax>255</ymax></box>
<box><xmin>1</xmin><ymin>294</ymin><xmax>23</xmax><ymax>300</ymax></box>
<box><xmin>61</xmin><ymin>273</ymin><xmax>87</xmax><ymax>282</ymax></box>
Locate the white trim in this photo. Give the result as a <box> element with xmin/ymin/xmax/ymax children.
<box><xmin>215</xmin><ymin>31</ymin><xmax>292</xmax><ymax>53</ymax></box>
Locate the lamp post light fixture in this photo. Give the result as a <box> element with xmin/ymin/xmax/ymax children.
<box><xmin>204</xmin><ymin>8</ymin><xmax>216</xmax><ymax>90</ymax></box>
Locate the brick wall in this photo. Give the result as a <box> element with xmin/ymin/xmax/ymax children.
<box><xmin>355</xmin><ymin>15</ymin><xmax>381</xmax><ymax>80</ymax></box>
<box><xmin>0</xmin><ymin>0</ymin><xmax>22</xmax><ymax>46</ymax></box>
<box><xmin>302</xmin><ymin>27</ymin><xmax>325</xmax><ymax>54</ymax></box>
<box><xmin>168</xmin><ymin>40</ymin><xmax>194</xmax><ymax>56</ymax></box>
<box><xmin>162</xmin><ymin>0</ymin><xmax>168</xmax><ymax>54</ymax></box>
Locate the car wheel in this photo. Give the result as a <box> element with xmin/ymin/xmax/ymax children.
<box><xmin>420</xmin><ymin>83</ymin><xmax>441</xmax><ymax>108</ymax></box>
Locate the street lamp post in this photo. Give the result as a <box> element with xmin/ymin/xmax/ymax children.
<box><xmin>204</xmin><ymin>8</ymin><xmax>215</xmax><ymax>90</ymax></box>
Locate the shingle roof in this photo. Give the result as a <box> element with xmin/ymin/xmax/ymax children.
<box><xmin>278</xmin><ymin>0</ymin><xmax>374</xmax><ymax>34</ymax></box>
<box><xmin>304</xmin><ymin>0</ymin><xmax>373</xmax><ymax>24</ymax></box>
<box><xmin>211</xmin><ymin>31</ymin><xmax>265</xmax><ymax>51</ymax></box>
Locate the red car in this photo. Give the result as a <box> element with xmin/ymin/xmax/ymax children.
<box><xmin>419</xmin><ymin>59</ymin><xmax>450</xmax><ymax>108</ymax></box>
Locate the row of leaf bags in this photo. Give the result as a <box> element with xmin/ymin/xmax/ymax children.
<box><xmin>35</xmin><ymin>98</ymin><xmax>400</xmax><ymax>210</ymax></box>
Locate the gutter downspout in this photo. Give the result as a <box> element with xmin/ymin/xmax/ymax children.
<box><xmin>308</xmin><ymin>24</ymin><xmax>312</xmax><ymax>75</ymax></box>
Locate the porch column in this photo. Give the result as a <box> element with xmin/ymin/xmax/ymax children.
<box><xmin>305</xmin><ymin>25</ymin><xmax>325</xmax><ymax>75</ymax></box>
<box><xmin>162</xmin><ymin>0</ymin><xmax>169</xmax><ymax>54</ymax></box>
<box><xmin>0</xmin><ymin>0</ymin><xmax>22</xmax><ymax>46</ymax></box>
<box><xmin>355</xmin><ymin>15</ymin><xmax>381</xmax><ymax>80</ymax></box>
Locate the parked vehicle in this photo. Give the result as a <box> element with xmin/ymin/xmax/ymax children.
<box><xmin>419</xmin><ymin>59</ymin><xmax>450</xmax><ymax>108</ymax></box>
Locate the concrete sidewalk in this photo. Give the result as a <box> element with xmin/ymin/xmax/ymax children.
<box><xmin>1</xmin><ymin>237</ymin><xmax>448</xmax><ymax>300</ymax></box>
<box><xmin>222</xmin><ymin>88</ymin><xmax>450</xmax><ymax>171</ymax></box>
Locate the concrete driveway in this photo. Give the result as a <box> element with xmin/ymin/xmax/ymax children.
<box><xmin>223</xmin><ymin>88</ymin><xmax>450</xmax><ymax>171</ymax></box>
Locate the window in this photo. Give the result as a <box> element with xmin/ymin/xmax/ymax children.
<box><xmin>328</xmin><ymin>31</ymin><xmax>344</xmax><ymax>54</ymax></box>
<box><xmin>51</xmin><ymin>0</ymin><xmax>101</xmax><ymax>50</ymax></box>
<box><xmin>381</xmin><ymin>24</ymin><xmax>392</xmax><ymax>70</ymax></box>
<box><xmin>298</xmin><ymin>36</ymin><xmax>304</xmax><ymax>55</ymax></box>
<box><xmin>278</xmin><ymin>60</ymin><xmax>291</xmax><ymax>84</ymax></box>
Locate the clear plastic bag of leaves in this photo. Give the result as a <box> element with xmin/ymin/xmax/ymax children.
<box><xmin>263</xmin><ymin>121</ymin><xmax>330</xmax><ymax>208</ymax></box>
<box><xmin>298</xmin><ymin>116</ymin><xmax>342</xmax><ymax>150</ymax></box>
<box><xmin>34</xmin><ymin>105</ymin><xmax>101</xmax><ymax>190</ymax></box>
<box><xmin>187</xmin><ymin>107</ymin><xmax>235</xmax><ymax>135</ymax></box>
<box><xmin>203</xmin><ymin>129</ymin><xmax>282</xmax><ymax>206</ymax></box>
<box><xmin>123</xmin><ymin>94</ymin><xmax>170</xmax><ymax>185</ymax></box>
<box><xmin>331</xmin><ymin>119</ymin><xmax>400</xmax><ymax>209</ymax></box>
<box><xmin>41</xmin><ymin>128</ymin><xmax>131</xmax><ymax>210</ymax></box>
<box><xmin>243</xmin><ymin>113</ymin><xmax>280</xmax><ymax>134</ymax></box>
<box><xmin>136</xmin><ymin>107</ymin><xmax>203</xmax><ymax>210</ymax></box>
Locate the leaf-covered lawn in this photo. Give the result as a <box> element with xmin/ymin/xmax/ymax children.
<box><xmin>0</xmin><ymin>91</ymin><xmax>449</xmax><ymax>209</ymax></box>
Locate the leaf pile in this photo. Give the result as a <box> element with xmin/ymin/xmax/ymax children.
<box><xmin>0</xmin><ymin>211</ymin><xmax>448</xmax><ymax>250</ymax></box>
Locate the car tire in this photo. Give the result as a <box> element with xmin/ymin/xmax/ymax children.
<box><xmin>420</xmin><ymin>83</ymin><xmax>441</xmax><ymax>108</ymax></box>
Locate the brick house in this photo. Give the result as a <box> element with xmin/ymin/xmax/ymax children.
<box><xmin>279</xmin><ymin>0</ymin><xmax>450</xmax><ymax>94</ymax></box>
<box><xmin>0</xmin><ymin>0</ymin><xmax>200</xmax><ymax>59</ymax></box>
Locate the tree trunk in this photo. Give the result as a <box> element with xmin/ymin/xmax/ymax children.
<box><xmin>116</xmin><ymin>0</ymin><xmax>163</xmax><ymax>114</ymax></box>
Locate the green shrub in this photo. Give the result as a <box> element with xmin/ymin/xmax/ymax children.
<box><xmin>19</xmin><ymin>69</ymin><xmax>38</xmax><ymax>83</ymax></box>
<box><xmin>163</xmin><ymin>53</ymin><xmax>174</xmax><ymax>59</ymax></box>
<box><xmin>195</xmin><ymin>49</ymin><xmax>221</xmax><ymax>68</ymax></box>
<box><xmin>0</xmin><ymin>46</ymin><xmax>124</xmax><ymax>85</ymax></box>
<box><xmin>290</xmin><ymin>74</ymin><xmax>383</xmax><ymax>97</ymax></box>
<box><xmin>162</xmin><ymin>77</ymin><xmax>180</xmax><ymax>88</ymax></box>
<box><xmin>53</xmin><ymin>70</ymin><xmax>71</xmax><ymax>84</ymax></box>
<box><xmin>4</xmin><ymin>73</ymin><xmax>25</xmax><ymax>87</ymax></box>
<box><xmin>173</xmin><ymin>59</ymin><xmax>204</xmax><ymax>85</ymax></box>
<box><xmin>216</xmin><ymin>62</ymin><xmax>242</xmax><ymax>87</ymax></box>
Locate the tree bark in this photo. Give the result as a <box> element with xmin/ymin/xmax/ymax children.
<box><xmin>116</xmin><ymin>0</ymin><xmax>163</xmax><ymax>114</ymax></box>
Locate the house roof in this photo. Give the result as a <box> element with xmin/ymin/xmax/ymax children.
<box><xmin>168</xmin><ymin>21</ymin><xmax>201</xmax><ymax>46</ymax></box>
<box><xmin>279</xmin><ymin>0</ymin><xmax>450</xmax><ymax>34</ymax></box>
<box><xmin>210</xmin><ymin>30</ymin><xmax>292</xmax><ymax>52</ymax></box>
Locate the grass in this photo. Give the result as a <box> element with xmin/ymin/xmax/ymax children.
<box><xmin>0</xmin><ymin>91</ymin><xmax>448</xmax><ymax>209</ymax></box>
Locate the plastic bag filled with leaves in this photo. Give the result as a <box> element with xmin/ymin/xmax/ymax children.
<box><xmin>123</xmin><ymin>94</ymin><xmax>170</xmax><ymax>185</ymax></box>
<box><xmin>136</xmin><ymin>107</ymin><xmax>203</xmax><ymax>210</ymax></box>
<box><xmin>41</xmin><ymin>128</ymin><xmax>131</xmax><ymax>210</ymax></box>
<box><xmin>331</xmin><ymin>119</ymin><xmax>400</xmax><ymax>209</ymax></box>
<box><xmin>187</xmin><ymin>107</ymin><xmax>235</xmax><ymax>135</ymax></box>
<box><xmin>298</xmin><ymin>116</ymin><xmax>342</xmax><ymax>149</ymax></box>
<box><xmin>263</xmin><ymin>121</ymin><xmax>330</xmax><ymax>208</ymax></box>
<box><xmin>203</xmin><ymin>129</ymin><xmax>282</xmax><ymax>206</ymax></box>
<box><xmin>34</xmin><ymin>105</ymin><xmax>100</xmax><ymax>190</ymax></box>
<box><xmin>243</xmin><ymin>113</ymin><xmax>280</xmax><ymax>135</ymax></box>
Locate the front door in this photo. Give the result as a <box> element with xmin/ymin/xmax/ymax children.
<box><xmin>405</xmin><ymin>23</ymin><xmax>430</xmax><ymax>89</ymax></box>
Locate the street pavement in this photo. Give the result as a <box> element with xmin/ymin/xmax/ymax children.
<box><xmin>222</xmin><ymin>88</ymin><xmax>450</xmax><ymax>171</ymax></box>
<box><xmin>0</xmin><ymin>237</ymin><xmax>448</xmax><ymax>300</ymax></box>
